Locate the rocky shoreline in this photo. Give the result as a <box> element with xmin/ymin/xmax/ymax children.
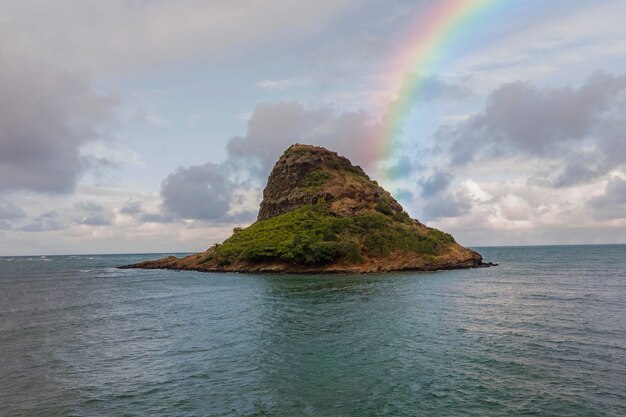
<box><xmin>120</xmin><ymin>250</ymin><xmax>496</xmax><ymax>274</ymax></box>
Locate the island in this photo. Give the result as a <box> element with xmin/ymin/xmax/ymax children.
<box><xmin>121</xmin><ymin>144</ymin><xmax>493</xmax><ymax>273</ymax></box>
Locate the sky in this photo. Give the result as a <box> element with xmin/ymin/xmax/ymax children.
<box><xmin>1</xmin><ymin>0</ymin><xmax>626</xmax><ymax>255</ymax></box>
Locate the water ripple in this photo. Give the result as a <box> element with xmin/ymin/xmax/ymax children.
<box><xmin>0</xmin><ymin>246</ymin><xmax>625</xmax><ymax>416</ymax></box>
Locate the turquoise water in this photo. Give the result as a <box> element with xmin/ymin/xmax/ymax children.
<box><xmin>0</xmin><ymin>245</ymin><xmax>625</xmax><ymax>416</ymax></box>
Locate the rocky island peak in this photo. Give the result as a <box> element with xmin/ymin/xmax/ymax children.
<box><xmin>121</xmin><ymin>144</ymin><xmax>489</xmax><ymax>273</ymax></box>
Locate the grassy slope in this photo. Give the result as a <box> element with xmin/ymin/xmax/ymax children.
<box><xmin>204</xmin><ymin>204</ymin><xmax>456</xmax><ymax>267</ymax></box>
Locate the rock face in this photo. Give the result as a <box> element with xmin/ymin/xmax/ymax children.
<box><xmin>121</xmin><ymin>144</ymin><xmax>488</xmax><ymax>273</ymax></box>
<box><xmin>258</xmin><ymin>145</ymin><xmax>402</xmax><ymax>220</ymax></box>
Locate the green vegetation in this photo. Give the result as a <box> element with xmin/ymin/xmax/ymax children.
<box><xmin>213</xmin><ymin>204</ymin><xmax>455</xmax><ymax>265</ymax></box>
<box><xmin>298</xmin><ymin>171</ymin><xmax>332</xmax><ymax>192</ymax></box>
<box><xmin>375</xmin><ymin>199</ymin><xmax>394</xmax><ymax>216</ymax></box>
<box><xmin>328</xmin><ymin>159</ymin><xmax>342</xmax><ymax>170</ymax></box>
<box><xmin>288</xmin><ymin>146</ymin><xmax>309</xmax><ymax>156</ymax></box>
<box><xmin>392</xmin><ymin>211</ymin><xmax>412</xmax><ymax>223</ymax></box>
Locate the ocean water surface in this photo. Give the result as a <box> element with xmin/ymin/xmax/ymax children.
<box><xmin>0</xmin><ymin>245</ymin><xmax>625</xmax><ymax>416</ymax></box>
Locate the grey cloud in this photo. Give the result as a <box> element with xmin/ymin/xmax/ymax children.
<box><xmin>257</xmin><ymin>78</ymin><xmax>310</xmax><ymax>90</ymax></box>
<box><xmin>420</xmin><ymin>170</ymin><xmax>453</xmax><ymax>198</ymax></box>
<box><xmin>18</xmin><ymin>222</ymin><xmax>63</xmax><ymax>232</ymax></box>
<box><xmin>226</xmin><ymin>102</ymin><xmax>379</xmax><ymax>179</ymax></box>
<box><xmin>0</xmin><ymin>201</ymin><xmax>26</xmax><ymax>220</ymax></box>
<box><xmin>18</xmin><ymin>211</ymin><xmax>64</xmax><ymax>232</ymax></box>
<box><xmin>422</xmin><ymin>191</ymin><xmax>472</xmax><ymax>221</ymax></box>
<box><xmin>597</xmin><ymin>118</ymin><xmax>626</xmax><ymax>166</ymax></box>
<box><xmin>76</xmin><ymin>202</ymin><xmax>104</xmax><ymax>213</ymax></box>
<box><xmin>158</xmin><ymin>102</ymin><xmax>378</xmax><ymax>223</ymax></box>
<box><xmin>119</xmin><ymin>200</ymin><xmax>175</xmax><ymax>223</ymax></box>
<box><xmin>139</xmin><ymin>213</ymin><xmax>175</xmax><ymax>224</ymax></box>
<box><xmin>417</xmin><ymin>76</ymin><xmax>473</xmax><ymax>102</ymax></box>
<box><xmin>161</xmin><ymin>162</ymin><xmax>234</xmax><ymax>221</ymax></box>
<box><xmin>444</xmin><ymin>73</ymin><xmax>626</xmax><ymax>161</ymax></box>
<box><xmin>40</xmin><ymin>211</ymin><xmax>58</xmax><ymax>219</ymax></box>
<box><xmin>527</xmin><ymin>150</ymin><xmax>610</xmax><ymax>189</ymax></box>
<box><xmin>386</xmin><ymin>156</ymin><xmax>417</xmax><ymax>179</ymax></box>
<box><xmin>441</xmin><ymin>72</ymin><xmax>626</xmax><ymax>187</ymax></box>
<box><xmin>587</xmin><ymin>177</ymin><xmax>626</xmax><ymax>220</ymax></box>
<box><xmin>0</xmin><ymin>200</ymin><xmax>26</xmax><ymax>230</ymax></box>
<box><xmin>74</xmin><ymin>201</ymin><xmax>114</xmax><ymax>226</ymax></box>
<box><xmin>0</xmin><ymin>50</ymin><xmax>116</xmax><ymax>193</ymax></box>
<box><xmin>81</xmin><ymin>156</ymin><xmax>123</xmax><ymax>180</ymax></box>
<box><xmin>120</xmin><ymin>201</ymin><xmax>143</xmax><ymax>215</ymax></box>
<box><xmin>3</xmin><ymin>0</ymin><xmax>370</xmax><ymax>77</ymax></box>
<box><xmin>548</xmin><ymin>154</ymin><xmax>607</xmax><ymax>188</ymax></box>
<box><xmin>394</xmin><ymin>188</ymin><xmax>414</xmax><ymax>203</ymax></box>
<box><xmin>78</xmin><ymin>215</ymin><xmax>112</xmax><ymax>227</ymax></box>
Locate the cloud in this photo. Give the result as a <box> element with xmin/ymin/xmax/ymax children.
<box><xmin>386</xmin><ymin>156</ymin><xmax>419</xmax><ymax>179</ymax></box>
<box><xmin>119</xmin><ymin>200</ymin><xmax>175</xmax><ymax>223</ymax></box>
<box><xmin>0</xmin><ymin>49</ymin><xmax>116</xmax><ymax>193</ymax></box>
<box><xmin>422</xmin><ymin>191</ymin><xmax>473</xmax><ymax>221</ymax></box>
<box><xmin>440</xmin><ymin>73</ymin><xmax>626</xmax><ymax>187</ymax></box>
<box><xmin>257</xmin><ymin>78</ymin><xmax>311</xmax><ymax>90</ymax></box>
<box><xmin>456</xmin><ymin>1</ymin><xmax>626</xmax><ymax>89</ymax></box>
<box><xmin>587</xmin><ymin>177</ymin><xmax>626</xmax><ymax>220</ymax></box>
<box><xmin>498</xmin><ymin>194</ymin><xmax>533</xmax><ymax>222</ymax></box>
<box><xmin>161</xmin><ymin>162</ymin><xmax>240</xmax><ymax>221</ymax></box>
<box><xmin>226</xmin><ymin>102</ymin><xmax>379</xmax><ymax>178</ymax></box>
<box><xmin>78</xmin><ymin>215</ymin><xmax>113</xmax><ymax>227</ymax></box>
<box><xmin>597</xmin><ymin>117</ymin><xmax>626</xmax><ymax>167</ymax></box>
<box><xmin>0</xmin><ymin>200</ymin><xmax>26</xmax><ymax>220</ymax></box>
<box><xmin>416</xmin><ymin>76</ymin><xmax>473</xmax><ymax>102</ymax></box>
<box><xmin>154</xmin><ymin>101</ymin><xmax>379</xmax><ymax>222</ymax></box>
<box><xmin>138</xmin><ymin>213</ymin><xmax>175</xmax><ymax>224</ymax></box>
<box><xmin>2</xmin><ymin>0</ymin><xmax>367</xmax><ymax>76</ymax></box>
<box><xmin>446</xmin><ymin>73</ymin><xmax>626</xmax><ymax>161</ymax></box>
<box><xmin>72</xmin><ymin>201</ymin><xmax>114</xmax><ymax>226</ymax></box>
<box><xmin>120</xmin><ymin>201</ymin><xmax>144</xmax><ymax>216</ymax></box>
<box><xmin>545</xmin><ymin>152</ymin><xmax>607</xmax><ymax>188</ymax></box>
<box><xmin>394</xmin><ymin>188</ymin><xmax>414</xmax><ymax>203</ymax></box>
<box><xmin>0</xmin><ymin>200</ymin><xmax>26</xmax><ymax>230</ymax></box>
<box><xmin>420</xmin><ymin>170</ymin><xmax>453</xmax><ymax>198</ymax></box>
<box><xmin>1</xmin><ymin>0</ymin><xmax>373</xmax><ymax>197</ymax></box>
<box><xmin>18</xmin><ymin>211</ymin><xmax>64</xmax><ymax>232</ymax></box>
<box><xmin>76</xmin><ymin>202</ymin><xmax>104</xmax><ymax>213</ymax></box>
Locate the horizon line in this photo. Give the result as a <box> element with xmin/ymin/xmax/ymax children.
<box><xmin>1</xmin><ymin>242</ymin><xmax>625</xmax><ymax>258</ymax></box>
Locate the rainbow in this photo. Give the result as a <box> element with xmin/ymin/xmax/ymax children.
<box><xmin>375</xmin><ymin>0</ymin><xmax>499</xmax><ymax>176</ymax></box>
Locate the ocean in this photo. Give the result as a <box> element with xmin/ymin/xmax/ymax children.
<box><xmin>0</xmin><ymin>245</ymin><xmax>625</xmax><ymax>416</ymax></box>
